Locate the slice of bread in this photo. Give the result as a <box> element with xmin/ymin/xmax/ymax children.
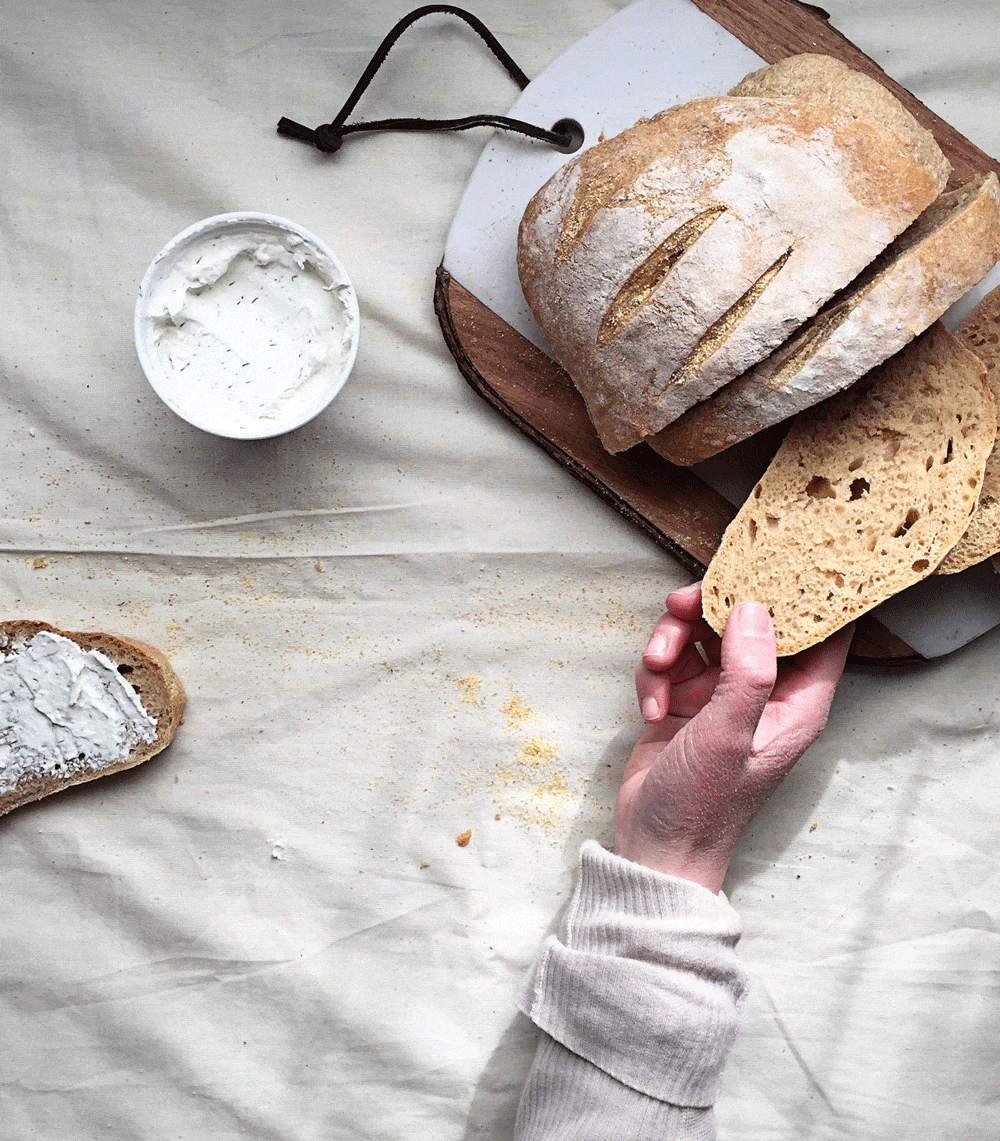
<box><xmin>518</xmin><ymin>80</ymin><xmax>944</xmax><ymax>453</ymax></box>
<box><xmin>648</xmin><ymin>174</ymin><xmax>1000</xmax><ymax>465</ymax></box>
<box><xmin>701</xmin><ymin>323</ymin><xmax>996</xmax><ymax>655</ymax></box>
<box><xmin>936</xmin><ymin>284</ymin><xmax>1000</xmax><ymax>573</ymax></box>
<box><xmin>0</xmin><ymin>621</ymin><xmax>185</xmax><ymax>817</ymax></box>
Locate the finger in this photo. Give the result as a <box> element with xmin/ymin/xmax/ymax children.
<box><xmin>642</xmin><ymin>610</ymin><xmax>694</xmax><ymax>672</ymax></box>
<box><xmin>636</xmin><ymin>660</ymin><xmax>669</xmax><ymax>723</ymax></box>
<box><xmin>754</xmin><ymin>622</ymin><xmax>854</xmax><ymax>755</ymax></box>
<box><xmin>665</xmin><ymin>580</ymin><xmax>702</xmax><ymax>621</ymax></box>
<box><xmin>643</xmin><ymin>608</ymin><xmax>715</xmax><ymax>672</ymax></box>
<box><xmin>704</xmin><ymin>601</ymin><xmax>778</xmax><ymax>754</ymax></box>
<box><xmin>636</xmin><ymin>643</ymin><xmax>710</xmax><ymax>721</ymax></box>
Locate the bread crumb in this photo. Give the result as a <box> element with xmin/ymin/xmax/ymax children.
<box><xmin>33</xmin><ymin>557</ymin><xmax>46</xmax><ymax>569</ymax></box>
<box><xmin>502</xmin><ymin>694</ymin><xmax>536</xmax><ymax>731</ymax></box>
<box><xmin>809</xmin><ymin>822</ymin><xmax>818</xmax><ymax>832</ymax></box>
<box><xmin>314</xmin><ymin>561</ymin><xmax>324</xmax><ymax>572</ymax></box>
<box><xmin>456</xmin><ymin>828</ymin><xmax>472</xmax><ymax>847</ymax></box>
<box><xmin>495</xmin><ymin>813</ymin><xmax>501</xmax><ymax>821</ymax></box>
<box><xmin>420</xmin><ymin>861</ymin><xmax>430</xmax><ymax>868</ymax></box>
<box><xmin>457</xmin><ymin>676</ymin><xmax>484</xmax><ymax>706</ymax></box>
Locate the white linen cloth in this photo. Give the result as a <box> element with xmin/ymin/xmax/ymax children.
<box><xmin>3</xmin><ymin>2</ymin><xmax>1000</xmax><ymax>1138</ymax></box>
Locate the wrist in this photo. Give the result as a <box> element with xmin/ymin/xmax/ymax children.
<box><xmin>610</xmin><ymin>834</ymin><xmax>732</xmax><ymax>893</ymax></box>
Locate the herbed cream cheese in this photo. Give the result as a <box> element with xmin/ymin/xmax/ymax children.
<box><xmin>0</xmin><ymin>631</ymin><xmax>157</xmax><ymax>796</ymax></box>
<box><xmin>146</xmin><ymin>227</ymin><xmax>355</xmax><ymax>435</ymax></box>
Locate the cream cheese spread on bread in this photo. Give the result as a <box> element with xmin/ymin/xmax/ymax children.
<box><xmin>0</xmin><ymin>631</ymin><xmax>157</xmax><ymax>795</ymax></box>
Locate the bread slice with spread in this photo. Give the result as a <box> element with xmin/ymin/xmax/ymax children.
<box><xmin>0</xmin><ymin>621</ymin><xmax>185</xmax><ymax>816</ymax></box>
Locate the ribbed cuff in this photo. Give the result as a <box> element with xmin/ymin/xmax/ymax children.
<box><xmin>519</xmin><ymin>840</ymin><xmax>749</xmax><ymax>1107</ymax></box>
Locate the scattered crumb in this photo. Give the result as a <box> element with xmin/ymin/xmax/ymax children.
<box><xmin>314</xmin><ymin>561</ymin><xmax>324</xmax><ymax>572</ymax></box>
<box><xmin>518</xmin><ymin>737</ymin><xmax>559</xmax><ymax>768</ymax></box>
<box><xmin>420</xmin><ymin>861</ymin><xmax>430</xmax><ymax>869</ymax></box>
<box><xmin>502</xmin><ymin>694</ymin><xmax>536</xmax><ymax>731</ymax></box>
<box><xmin>809</xmin><ymin>822</ymin><xmax>818</xmax><ymax>832</ymax></box>
<box><xmin>456</xmin><ymin>829</ymin><xmax>472</xmax><ymax>847</ymax></box>
<box><xmin>457</xmin><ymin>675</ymin><xmax>484</xmax><ymax>706</ymax></box>
<box><xmin>495</xmin><ymin>813</ymin><xmax>501</xmax><ymax>821</ymax></box>
<box><xmin>33</xmin><ymin>557</ymin><xmax>46</xmax><ymax>569</ymax></box>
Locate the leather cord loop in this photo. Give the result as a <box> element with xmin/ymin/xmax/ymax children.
<box><xmin>277</xmin><ymin>5</ymin><xmax>583</xmax><ymax>156</ymax></box>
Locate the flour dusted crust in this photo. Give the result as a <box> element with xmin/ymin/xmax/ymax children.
<box><xmin>937</xmin><ymin>285</ymin><xmax>1000</xmax><ymax>573</ymax></box>
<box><xmin>649</xmin><ymin>173</ymin><xmax>1000</xmax><ymax>465</ymax></box>
<box><xmin>728</xmin><ymin>54</ymin><xmax>951</xmax><ymax>190</ymax></box>
<box><xmin>701</xmin><ymin>324</ymin><xmax>996</xmax><ymax>656</ymax></box>
<box><xmin>518</xmin><ymin>91</ymin><xmax>943</xmax><ymax>453</ymax></box>
<box><xmin>0</xmin><ymin>621</ymin><xmax>185</xmax><ymax>817</ymax></box>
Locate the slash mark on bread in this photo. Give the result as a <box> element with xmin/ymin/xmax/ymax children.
<box><xmin>653</xmin><ymin>247</ymin><xmax>793</xmax><ymax>395</ymax></box>
<box><xmin>596</xmin><ymin>207</ymin><xmax>727</xmax><ymax>347</ymax></box>
<box><xmin>762</xmin><ymin>302</ymin><xmax>851</xmax><ymax>392</ymax></box>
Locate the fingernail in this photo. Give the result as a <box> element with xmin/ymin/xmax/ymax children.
<box><xmin>733</xmin><ymin>601</ymin><xmax>771</xmax><ymax>635</ymax></box>
<box><xmin>671</xmin><ymin>582</ymin><xmax>701</xmax><ymax>597</ymax></box>
<box><xmin>645</xmin><ymin>634</ymin><xmax>667</xmax><ymax>658</ymax></box>
<box><xmin>641</xmin><ymin>696</ymin><xmax>659</xmax><ymax>722</ymax></box>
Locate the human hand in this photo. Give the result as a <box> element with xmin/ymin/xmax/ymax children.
<box><xmin>612</xmin><ymin>582</ymin><xmax>852</xmax><ymax>892</ymax></box>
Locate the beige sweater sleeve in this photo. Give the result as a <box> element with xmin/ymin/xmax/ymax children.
<box><xmin>515</xmin><ymin>840</ymin><xmax>749</xmax><ymax>1139</ymax></box>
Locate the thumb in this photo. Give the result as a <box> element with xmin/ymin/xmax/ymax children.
<box><xmin>705</xmin><ymin>601</ymin><xmax>778</xmax><ymax>754</ymax></box>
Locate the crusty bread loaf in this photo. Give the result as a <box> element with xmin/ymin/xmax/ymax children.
<box><xmin>648</xmin><ymin>173</ymin><xmax>1000</xmax><ymax>465</ymax></box>
<box><xmin>728</xmin><ymin>54</ymin><xmax>951</xmax><ymax>191</ymax></box>
<box><xmin>518</xmin><ymin>83</ymin><xmax>944</xmax><ymax>453</ymax></box>
<box><xmin>0</xmin><ymin>621</ymin><xmax>185</xmax><ymax>817</ymax></box>
<box><xmin>701</xmin><ymin>323</ymin><xmax>996</xmax><ymax>655</ymax></box>
<box><xmin>936</xmin><ymin>284</ymin><xmax>1000</xmax><ymax>573</ymax></box>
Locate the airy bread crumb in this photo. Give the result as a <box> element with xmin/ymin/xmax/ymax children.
<box><xmin>702</xmin><ymin>324</ymin><xmax>996</xmax><ymax>655</ymax></box>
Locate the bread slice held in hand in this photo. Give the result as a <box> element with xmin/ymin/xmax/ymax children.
<box><xmin>518</xmin><ymin>71</ymin><xmax>945</xmax><ymax>453</ymax></box>
<box><xmin>648</xmin><ymin>173</ymin><xmax>1000</xmax><ymax>466</ymax></box>
<box><xmin>702</xmin><ymin>323</ymin><xmax>996</xmax><ymax>656</ymax></box>
<box><xmin>0</xmin><ymin>621</ymin><xmax>185</xmax><ymax>817</ymax></box>
<box><xmin>937</xmin><ymin>284</ymin><xmax>1000</xmax><ymax>573</ymax></box>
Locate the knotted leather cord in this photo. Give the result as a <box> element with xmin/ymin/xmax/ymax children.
<box><xmin>277</xmin><ymin>4</ymin><xmax>584</xmax><ymax>155</ymax></box>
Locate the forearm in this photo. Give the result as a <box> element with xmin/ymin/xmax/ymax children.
<box><xmin>515</xmin><ymin>841</ymin><xmax>749</xmax><ymax>1140</ymax></box>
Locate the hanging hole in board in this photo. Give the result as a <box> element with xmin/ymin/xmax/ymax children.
<box><xmin>549</xmin><ymin>118</ymin><xmax>585</xmax><ymax>153</ymax></box>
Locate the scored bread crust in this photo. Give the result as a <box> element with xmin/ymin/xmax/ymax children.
<box><xmin>937</xmin><ymin>284</ymin><xmax>1000</xmax><ymax>573</ymax></box>
<box><xmin>701</xmin><ymin>323</ymin><xmax>996</xmax><ymax>656</ymax></box>
<box><xmin>648</xmin><ymin>173</ymin><xmax>1000</xmax><ymax>465</ymax></box>
<box><xmin>0</xmin><ymin>620</ymin><xmax>186</xmax><ymax>817</ymax></box>
<box><xmin>518</xmin><ymin>93</ymin><xmax>943</xmax><ymax>453</ymax></box>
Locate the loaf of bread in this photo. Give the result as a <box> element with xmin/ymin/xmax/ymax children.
<box><xmin>701</xmin><ymin>324</ymin><xmax>996</xmax><ymax>655</ymax></box>
<box><xmin>936</xmin><ymin>284</ymin><xmax>1000</xmax><ymax>573</ymax></box>
<box><xmin>0</xmin><ymin>621</ymin><xmax>185</xmax><ymax>816</ymax></box>
<box><xmin>518</xmin><ymin>71</ymin><xmax>946</xmax><ymax>453</ymax></box>
<box><xmin>649</xmin><ymin>173</ymin><xmax>1000</xmax><ymax>465</ymax></box>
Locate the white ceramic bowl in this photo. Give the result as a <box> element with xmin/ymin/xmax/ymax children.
<box><xmin>135</xmin><ymin>212</ymin><xmax>360</xmax><ymax>439</ymax></box>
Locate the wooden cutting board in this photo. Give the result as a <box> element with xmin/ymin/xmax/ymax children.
<box><xmin>435</xmin><ymin>0</ymin><xmax>1000</xmax><ymax>663</ymax></box>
